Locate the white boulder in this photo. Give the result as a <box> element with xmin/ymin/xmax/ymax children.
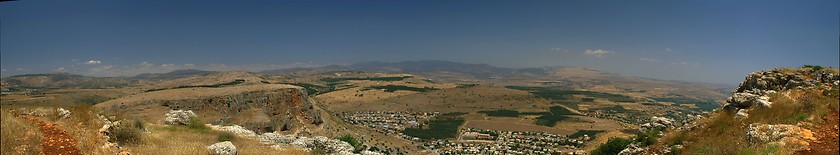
<box><xmin>163</xmin><ymin>110</ymin><xmax>196</xmax><ymax>125</ymax></box>
<box><xmin>207</xmin><ymin>141</ymin><xmax>237</xmax><ymax>155</ymax></box>
<box><xmin>57</xmin><ymin>108</ymin><xmax>72</xmax><ymax>119</ymax></box>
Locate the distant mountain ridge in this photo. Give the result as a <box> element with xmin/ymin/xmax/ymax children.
<box><xmin>262</xmin><ymin>60</ymin><xmax>550</xmax><ymax>79</ymax></box>
<box><xmin>130</xmin><ymin>69</ymin><xmax>217</xmax><ymax>81</ymax></box>
<box><xmin>1</xmin><ymin>72</ymin><xmax>135</xmax><ymax>89</ymax></box>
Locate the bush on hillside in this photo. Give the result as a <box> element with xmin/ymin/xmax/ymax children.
<box><xmin>338</xmin><ymin>134</ymin><xmax>363</xmax><ymax>152</ymax></box>
<box><xmin>591</xmin><ymin>137</ymin><xmax>633</xmax><ymax>155</ymax></box>
<box><xmin>635</xmin><ymin>129</ymin><xmax>659</xmax><ymax>146</ymax></box>
<box><xmin>186</xmin><ymin>116</ymin><xmax>207</xmax><ymax>130</ymax></box>
<box><xmin>109</xmin><ymin>123</ymin><xmax>143</xmax><ymax>145</ymax></box>
<box><xmin>217</xmin><ymin>132</ymin><xmax>236</xmax><ymax>142</ymax></box>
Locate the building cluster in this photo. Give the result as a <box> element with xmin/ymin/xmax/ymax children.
<box><xmin>424</xmin><ymin>128</ymin><xmax>590</xmax><ymax>155</ymax></box>
<box><xmin>341</xmin><ymin>111</ymin><xmax>437</xmax><ymax>136</ymax></box>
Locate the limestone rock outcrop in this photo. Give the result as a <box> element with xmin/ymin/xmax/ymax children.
<box><xmin>207</xmin><ymin>141</ymin><xmax>237</xmax><ymax>155</ymax></box>
<box><xmin>96</xmin><ymin>84</ymin><xmax>322</xmax><ymax>133</ymax></box>
<box><xmin>57</xmin><ymin>108</ymin><xmax>72</xmax><ymax>119</ymax></box>
<box><xmin>640</xmin><ymin>116</ymin><xmax>675</xmax><ymax>133</ymax></box>
<box><xmin>723</xmin><ymin>68</ymin><xmax>839</xmax><ymax>118</ymax></box>
<box><xmin>746</xmin><ymin>123</ymin><xmax>816</xmax><ymax>151</ymax></box>
<box><xmin>208</xmin><ymin>124</ymin><xmax>258</xmax><ymax>138</ymax></box>
<box><xmin>163</xmin><ymin>110</ymin><xmax>196</xmax><ymax>125</ymax></box>
<box><xmin>258</xmin><ymin>133</ymin><xmax>355</xmax><ymax>154</ymax></box>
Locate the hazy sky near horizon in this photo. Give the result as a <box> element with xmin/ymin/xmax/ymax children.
<box><xmin>2</xmin><ymin>0</ymin><xmax>838</xmax><ymax>84</ymax></box>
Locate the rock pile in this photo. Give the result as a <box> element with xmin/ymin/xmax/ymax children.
<box><xmin>676</xmin><ymin>114</ymin><xmax>703</xmax><ymax>131</ymax></box>
<box><xmin>207</xmin><ymin>141</ymin><xmax>237</xmax><ymax>155</ymax></box>
<box><xmin>57</xmin><ymin>108</ymin><xmax>72</xmax><ymax>119</ymax></box>
<box><xmin>746</xmin><ymin>123</ymin><xmax>816</xmax><ymax>151</ymax></box>
<box><xmin>258</xmin><ymin>133</ymin><xmax>355</xmax><ymax>155</ymax></box>
<box><xmin>618</xmin><ymin>143</ymin><xmax>644</xmax><ymax>155</ymax></box>
<box><xmin>163</xmin><ymin>110</ymin><xmax>196</xmax><ymax>125</ymax></box>
<box><xmin>209</xmin><ymin>124</ymin><xmax>375</xmax><ymax>155</ymax></box>
<box><xmin>207</xmin><ymin>124</ymin><xmax>257</xmax><ymax>138</ymax></box>
<box><xmin>723</xmin><ymin>68</ymin><xmax>840</xmax><ymax>118</ymax></box>
<box><xmin>639</xmin><ymin>116</ymin><xmax>675</xmax><ymax>133</ymax></box>
<box><xmin>360</xmin><ymin>150</ymin><xmax>384</xmax><ymax>155</ymax></box>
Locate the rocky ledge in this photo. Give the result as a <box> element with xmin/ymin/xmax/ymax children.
<box><xmin>96</xmin><ymin>84</ymin><xmax>323</xmax><ymax>133</ymax></box>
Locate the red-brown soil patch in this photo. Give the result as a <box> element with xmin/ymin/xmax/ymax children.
<box><xmin>796</xmin><ymin>111</ymin><xmax>839</xmax><ymax>155</ymax></box>
<box><xmin>24</xmin><ymin>116</ymin><xmax>82</xmax><ymax>155</ymax></box>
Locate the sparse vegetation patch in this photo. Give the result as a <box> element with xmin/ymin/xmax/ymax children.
<box><xmin>145</xmin><ymin>79</ymin><xmax>245</xmax><ymax>92</ymax></box>
<box><xmin>320</xmin><ymin>76</ymin><xmax>413</xmax><ymax>83</ymax></box>
<box><xmin>401</xmin><ymin>117</ymin><xmax>464</xmax><ymax>140</ymax></box>
<box><xmin>367</xmin><ymin>85</ymin><xmax>438</xmax><ymax>92</ymax></box>
<box><xmin>652</xmin><ymin>97</ymin><xmax>720</xmax><ymax>111</ymax></box>
<box><xmin>506</xmin><ymin>86</ymin><xmax>637</xmax><ymax>102</ymax></box>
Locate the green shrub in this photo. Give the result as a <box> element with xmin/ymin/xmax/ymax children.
<box><xmin>109</xmin><ymin>124</ymin><xmax>143</xmax><ymax>145</ymax></box>
<box><xmin>337</xmin><ymin>134</ymin><xmax>362</xmax><ymax>152</ymax></box>
<box><xmin>635</xmin><ymin>129</ymin><xmax>659</xmax><ymax>146</ymax></box>
<box><xmin>591</xmin><ymin>137</ymin><xmax>632</xmax><ymax>155</ymax></box>
<box><xmin>186</xmin><ymin>116</ymin><xmax>208</xmax><ymax>130</ymax></box>
<box><xmin>217</xmin><ymin>132</ymin><xmax>236</xmax><ymax>142</ymax></box>
<box><xmin>132</xmin><ymin>119</ymin><xmax>146</xmax><ymax>130</ymax></box>
<box><xmin>762</xmin><ymin>144</ymin><xmax>780</xmax><ymax>155</ymax></box>
<box><xmin>803</xmin><ymin>65</ymin><xmax>823</xmax><ymax>71</ymax></box>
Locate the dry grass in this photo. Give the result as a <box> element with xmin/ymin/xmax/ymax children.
<box><xmin>747</xmin><ymin>90</ymin><xmax>838</xmax><ymax>124</ymax></box>
<box><xmin>1</xmin><ymin>109</ymin><xmax>42</xmax><ymax>155</ymax></box>
<box><xmin>55</xmin><ymin>105</ymin><xmax>114</xmax><ymax>155</ymax></box>
<box><xmin>127</xmin><ymin>124</ymin><xmax>311</xmax><ymax>154</ymax></box>
<box><xmin>668</xmin><ymin>89</ymin><xmax>839</xmax><ymax>155</ymax></box>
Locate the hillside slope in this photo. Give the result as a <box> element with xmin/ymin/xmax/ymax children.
<box><xmin>594</xmin><ymin>66</ymin><xmax>839</xmax><ymax>155</ymax></box>
<box><xmin>95</xmin><ymin>84</ymin><xmax>322</xmax><ymax>134</ymax></box>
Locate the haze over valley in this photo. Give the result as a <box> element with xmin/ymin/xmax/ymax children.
<box><xmin>1</xmin><ymin>1</ymin><xmax>838</xmax><ymax>155</ymax></box>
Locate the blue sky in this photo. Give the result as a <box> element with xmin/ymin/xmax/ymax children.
<box><xmin>1</xmin><ymin>0</ymin><xmax>838</xmax><ymax>84</ymax></box>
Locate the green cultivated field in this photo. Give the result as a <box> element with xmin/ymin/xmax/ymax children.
<box><xmin>506</xmin><ymin>86</ymin><xmax>637</xmax><ymax>102</ymax></box>
<box><xmin>367</xmin><ymin>85</ymin><xmax>438</xmax><ymax>92</ymax></box>
<box><xmin>320</xmin><ymin>76</ymin><xmax>413</xmax><ymax>83</ymax></box>
<box><xmin>145</xmin><ymin>79</ymin><xmax>245</xmax><ymax>92</ymax></box>
<box><xmin>479</xmin><ymin>106</ymin><xmax>580</xmax><ymax>127</ymax></box>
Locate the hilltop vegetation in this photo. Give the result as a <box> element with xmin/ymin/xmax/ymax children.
<box><xmin>592</xmin><ymin>66</ymin><xmax>840</xmax><ymax>155</ymax></box>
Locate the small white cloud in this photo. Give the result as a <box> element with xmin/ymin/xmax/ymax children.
<box><xmin>584</xmin><ymin>49</ymin><xmax>615</xmax><ymax>57</ymax></box>
<box><xmin>16</xmin><ymin>68</ymin><xmax>24</xmax><ymax>71</ymax></box>
<box><xmin>54</xmin><ymin>67</ymin><xmax>66</xmax><ymax>72</ymax></box>
<box><xmin>85</xmin><ymin>60</ymin><xmax>102</xmax><ymax>65</ymax></box>
<box><xmin>551</xmin><ymin>48</ymin><xmax>572</xmax><ymax>53</ymax></box>
<box><xmin>640</xmin><ymin>57</ymin><xmax>661</xmax><ymax>63</ymax></box>
<box><xmin>184</xmin><ymin>64</ymin><xmax>195</xmax><ymax>67</ymax></box>
<box><xmin>1</xmin><ymin>68</ymin><xmax>6</xmax><ymax>72</ymax></box>
<box><xmin>139</xmin><ymin>61</ymin><xmax>154</xmax><ymax>67</ymax></box>
<box><xmin>671</xmin><ymin>61</ymin><xmax>701</xmax><ymax>67</ymax></box>
<box><xmin>665</xmin><ymin>48</ymin><xmax>673</xmax><ymax>52</ymax></box>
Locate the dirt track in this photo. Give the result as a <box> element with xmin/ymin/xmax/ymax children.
<box><xmin>24</xmin><ymin>116</ymin><xmax>82</xmax><ymax>155</ymax></box>
<box><xmin>796</xmin><ymin>111</ymin><xmax>839</xmax><ymax>155</ymax></box>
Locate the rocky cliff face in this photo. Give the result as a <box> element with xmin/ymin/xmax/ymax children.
<box><xmin>616</xmin><ymin>67</ymin><xmax>839</xmax><ymax>155</ymax></box>
<box><xmin>723</xmin><ymin>67</ymin><xmax>839</xmax><ymax>116</ymax></box>
<box><xmin>96</xmin><ymin>84</ymin><xmax>322</xmax><ymax>133</ymax></box>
